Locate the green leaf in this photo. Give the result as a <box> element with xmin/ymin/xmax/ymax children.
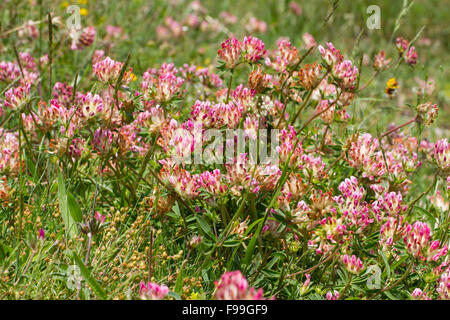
<box><xmin>413</xmin><ymin>206</ymin><xmax>436</xmax><ymax>223</ymax></box>
<box><xmin>58</xmin><ymin>172</ymin><xmax>77</xmax><ymax>239</ymax></box>
<box><xmin>174</xmin><ymin>264</ymin><xmax>184</xmax><ymax>294</ymax></box>
<box><xmin>67</xmin><ymin>250</ymin><xmax>108</xmax><ymax>300</ymax></box>
<box><xmin>67</xmin><ymin>192</ymin><xmax>83</xmax><ymax>222</ymax></box>
<box><xmin>380</xmin><ymin>250</ymin><xmax>391</xmax><ymax>279</ymax></box>
<box><xmin>384</xmin><ymin>290</ymin><xmax>400</xmax><ymax>300</ymax></box>
<box><xmin>243</xmin><ymin>222</ymin><xmax>262</xmax><ymax>267</ymax></box>
<box><xmin>222</xmin><ymin>239</ymin><xmax>240</xmax><ymax>247</ymax></box>
<box><xmin>195</xmin><ymin>215</ymin><xmax>215</xmax><ymax>239</ymax></box>
<box><xmin>0</xmin><ymin>241</ymin><xmax>11</xmax><ymax>263</ymax></box>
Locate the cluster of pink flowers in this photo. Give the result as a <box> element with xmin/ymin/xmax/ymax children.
<box><xmin>434</xmin><ymin>139</ymin><xmax>449</xmax><ymax>173</ymax></box>
<box><xmin>93</xmin><ymin>56</ymin><xmax>134</xmax><ymax>84</ymax></box>
<box><xmin>342</xmin><ymin>254</ymin><xmax>364</xmax><ymax>274</ymax></box>
<box><xmin>242</xmin><ymin>36</ymin><xmax>266</xmax><ymax>63</ymax></box>
<box><xmin>403</xmin><ymin>221</ymin><xmax>448</xmax><ymax>261</ymax></box>
<box><xmin>190</xmin><ymin>100</ymin><xmax>242</xmax><ymax>128</ymax></box>
<box><xmin>1</xmin><ymin>24</ymin><xmax>448</xmax><ymax>301</ymax></box>
<box><xmin>334</xmin><ymin>177</ymin><xmax>373</xmax><ymax>232</ymax></box>
<box><xmin>92</xmin><ymin>128</ymin><xmax>115</xmax><ymax>156</ymax></box>
<box><xmin>0</xmin><ymin>61</ymin><xmax>20</xmax><ymax>83</ymax></box>
<box><xmin>318</xmin><ymin>42</ymin><xmax>344</xmax><ymax>67</ymax></box>
<box><xmin>411</xmin><ymin>288</ymin><xmax>432</xmax><ymax>300</ymax></box>
<box><xmin>374</xmin><ymin>50</ymin><xmax>392</xmax><ymax>70</ymax></box>
<box><xmin>245</xmin><ymin>17</ymin><xmax>267</xmax><ymax>34</ymax></box>
<box><xmin>265</xmin><ymin>39</ymin><xmax>301</xmax><ymax>72</ymax></box>
<box><xmin>18</xmin><ymin>20</ymin><xmax>39</xmax><ymax>39</ymax></box>
<box><xmin>141</xmin><ymin>63</ymin><xmax>185</xmax><ymax>103</ymax></box>
<box><xmin>437</xmin><ymin>268</ymin><xmax>450</xmax><ymax>300</ymax></box>
<box><xmin>180</xmin><ymin>64</ymin><xmax>223</xmax><ymax>88</ymax></box>
<box><xmin>70</xmin><ymin>26</ymin><xmax>96</xmax><ymax>50</ymax></box>
<box><xmin>332</xmin><ymin>60</ymin><xmax>358</xmax><ymax>90</ymax></box>
<box><xmin>139</xmin><ymin>282</ymin><xmax>169</xmax><ymax>300</ymax></box>
<box><xmin>417</xmin><ymin>102</ymin><xmax>438</xmax><ymax>125</ymax></box>
<box><xmin>79</xmin><ymin>92</ymin><xmax>104</xmax><ymax>120</ymax></box>
<box><xmin>218</xmin><ymin>37</ymin><xmax>242</xmax><ymax>69</ymax></box>
<box><xmin>326</xmin><ymin>290</ymin><xmax>340</xmax><ymax>300</ymax></box>
<box><xmin>347</xmin><ymin>133</ymin><xmax>386</xmax><ymax>180</ymax></box>
<box><xmin>214</xmin><ymin>270</ymin><xmax>268</xmax><ymax>300</ymax></box>
<box><xmin>3</xmin><ymin>84</ymin><xmax>31</xmax><ymax>110</ymax></box>
<box><xmin>0</xmin><ymin>129</ymin><xmax>19</xmax><ymax>175</ymax></box>
<box><xmin>372</xmin><ymin>192</ymin><xmax>408</xmax><ymax>220</ymax></box>
<box><xmin>379</xmin><ymin>216</ymin><xmax>405</xmax><ymax>250</ymax></box>
<box><xmin>396</xmin><ymin>37</ymin><xmax>419</xmax><ymax>65</ymax></box>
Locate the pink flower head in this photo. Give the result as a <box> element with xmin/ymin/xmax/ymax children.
<box><xmin>92</xmin><ymin>50</ymin><xmax>105</xmax><ymax>65</ymax></box>
<box><xmin>18</xmin><ymin>20</ymin><xmax>39</xmax><ymax>39</ymax></box>
<box><xmin>242</xmin><ymin>36</ymin><xmax>266</xmax><ymax>63</ymax></box>
<box><xmin>289</xmin><ymin>2</ymin><xmax>302</xmax><ymax>16</ymax></box>
<box><xmin>372</xmin><ymin>191</ymin><xmax>408</xmax><ymax>218</ymax></box>
<box><xmin>197</xmin><ymin>169</ymin><xmax>228</xmax><ymax>195</ymax></box>
<box><xmin>379</xmin><ymin>216</ymin><xmax>405</xmax><ymax>249</ymax></box>
<box><xmin>246</xmin><ymin>17</ymin><xmax>267</xmax><ymax>34</ymax></box>
<box><xmin>404</xmin><ymin>46</ymin><xmax>418</xmax><ymax>65</ymax></box>
<box><xmin>332</xmin><ymin>60</ymin><xmax>358</xmax><ymax>90</ymax></box>
<box><xmin>38</xmin><ymin>228</ymin><xmax>45</xmax><ymax>240</ymax></box>
<box><xmin>220</xmin><ymin>12</ymin><xmax>238</xmax><ymax>25</ymax></box>
<box><xmin>53</xmin><ymin>82</ymin><xmax>74</xmax><ymax>107</ymax></box>
<box><xmin>93</xmin><ymin>57</ymin><xmax>133</xmax><ymax>84</ymax></box>
<box><xmin>106</xmin><ymin>25</ymin><xmax>124</xmax><ymax>39</ymax></box>
<box><xmin>231</xmin><ymin>84</ymin><xmax>255</xmax><ymax>112</ymax></box>
<box><xmin>316</xmin><ymin>100</ymin><xmax>335</xmax><ymax>124</ymax></box>
<box><xmin>154</xmin><ymin>72</ymin><xmax>185</xmax><ymax>103</ymax></box>
<box><xmin>302</xmin><ymin>33</ymin><xmax>317</xmax><ymax>50</ymax></box>
<box><xmin>139</xmin><ymin>282</ymin><xmax>169</xmax><ymax>300</ymax></box>
<box><xmin>434</xmin><ymin>139</ymin><xmax>449</xmax><ymax>172</ymax></box>
<box><xmin>374</xmin><ymin>50</ymin><xmax>392</xmax><ymax>70</ymax></box>
<box><xmin>19</xmin><ymin>52</ymin><xmax>37</xmax><ymax>72</ymax></box>
<box><xmin>71</xmin><ymin>26</ymin><xmax>96</xmax><ymax>50</ymax></box>
<box><xmin>0</xmin><ymin>61</ymin><xmax>21</xmax><ymax>83</ymax></box>
<box><xmin>94</xmin><ymin>211</ymin><xmax>106</xmax><ymax>225</ymax></box>
<box><xmin>79</xmin><ymin>92</ymin><xmax>104</xmax><ymax>120</ymax></box>
<box><xmin>417</xmin><ymin>102</ymin><xmax>438</xmax><ymax>125</ymax></box>
<box><xmin>342</xmin><ymin>254</ymin><xmax>364</xmax><ymax>274</ymax></box>
<box><xmin>218</xmin><ymin>37</ymin><xmax>242</xmax><ymax>69</ymax></box>
<box><xmin>265</xmin><ymin>39</ymin><xmax>299</xmax><ymax>72</ymax></box>
<box><xmin>437</xmin><ymin>268</ymin><xmax>450</xmax><ymax>300</ymax></box>
<box><xmin>396</xmin><ymin>37</ymin><xmax>409</xmax><ymax>53</ymax></box>
<box><xmin>318</xmin><ymin>42</ymin><xmax>343</xmax><ymax>67</ymax></box>
<box><xmin>326</xmin><ymin>290</ymin><xmax>339</xmax><ymax>300</ymax></box>
<box><xmin>3</xmin><ymin>84</ymin><xmax>31</xmax><ymax>110</ymax></box>
<box><xmin>404</xmin><ymin>221</ymin><xmax>448</xmax><ymax>261</ymax></box>
<box><xmin>68</xmin><ymin>138</ymin><xmax>86</xmax><ymax>159</ymax></box>
<box><xmin>92</xmin><ymin>128</ymin><xmax>114</xmax><ymax>156</ymax></box>
<box><xmin>0</xmin><ymin>130</ymin><xmax>20</xmax><ymax>174</ymax></box>
<box><xmin>411</xmin><ymin>288</ymin><xmax>431</xmax><ymax>300</ymax></box>
<box><xmin>214</xmin><ymin>270</ymin><xmax>267</xmax><ymax>300</ymax></box>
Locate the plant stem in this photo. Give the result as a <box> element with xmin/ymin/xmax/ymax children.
<box><xmin>381</xmin><ymin>116</ymin><xmax>417</xmax><ymax>138</ymax></box>
<box><xmin>226</xmin><ymin>70</ymin><xmax>233</xmax><ymax>103</ymax></box>
<box><xmin>338</xmin><ymin>273</ymin><xmax>352</xmax><ymax>300</ymax></box>
<box><xmin>84</xmin><ymin>232</ymin><xmax>93</xmax><ymax>266</ymax></box>
<box><xmin>48</xmin><ymin>13</ymin><xmax>53</xmax><ymax>100</ymax></box>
